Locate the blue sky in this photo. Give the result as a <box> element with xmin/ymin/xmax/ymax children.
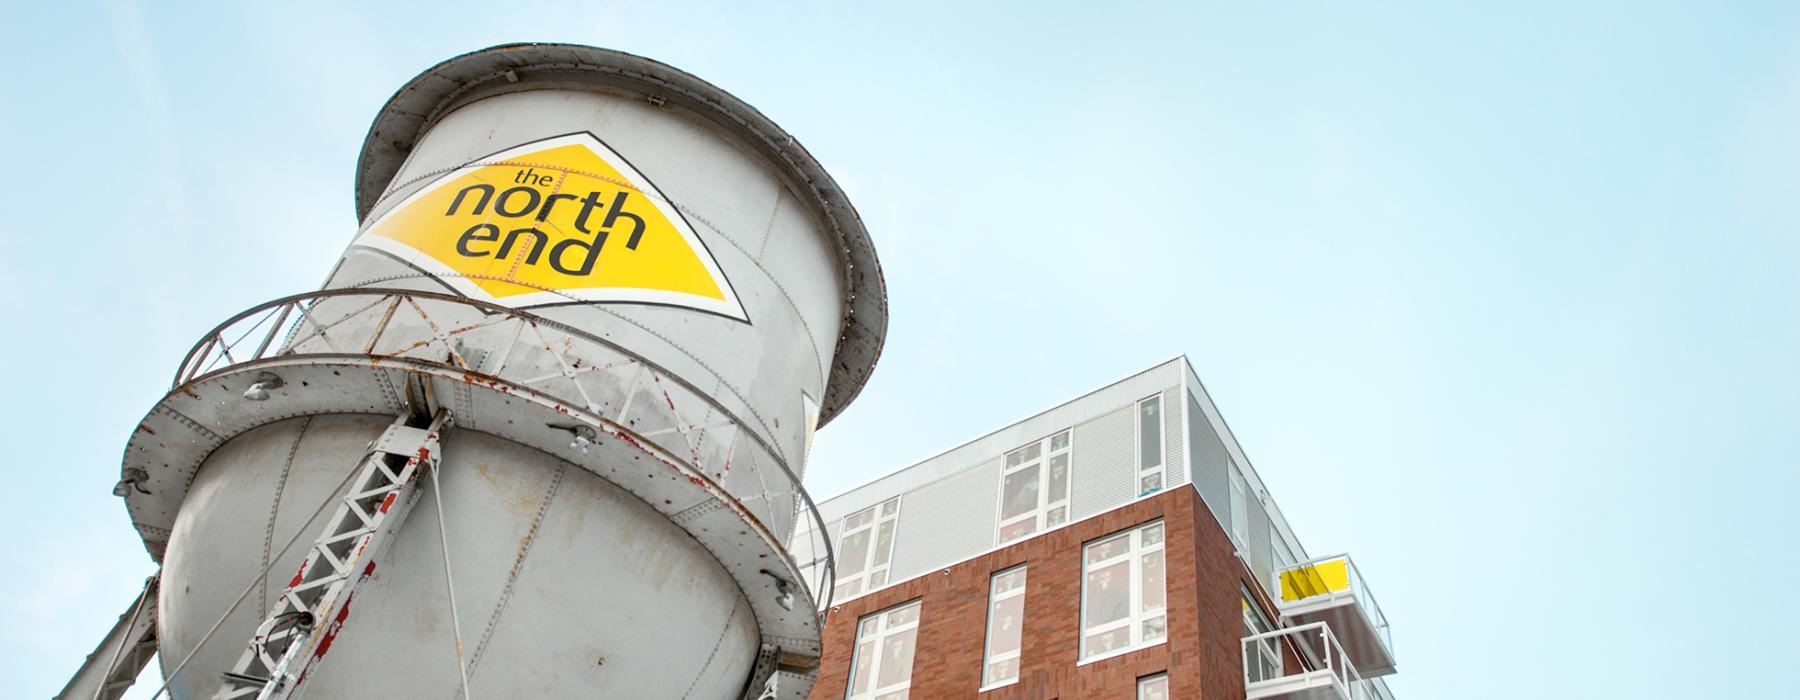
<box><xmin>3</xmin><ymin>1</ymin><xmax>1797</xmax><ymax>697</ymax></box>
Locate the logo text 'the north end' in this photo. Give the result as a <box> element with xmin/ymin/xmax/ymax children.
<box><xmin>448</xmin><ymin>167</ymin><xmax>648</xmax><ymax>276</ymax></box>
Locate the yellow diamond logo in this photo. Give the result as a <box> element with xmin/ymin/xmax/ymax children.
<box><xmin>352</xmin><ymin>132</ymin><xmax>747</xmax><ymax>321</ymax></box>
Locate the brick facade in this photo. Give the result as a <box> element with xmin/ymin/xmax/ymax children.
<box><xmin>810</xmin><ymin>487</ymin><xmax>1277</xmax><ymax>699</ymax></box>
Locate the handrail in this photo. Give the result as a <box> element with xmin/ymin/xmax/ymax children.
<box><xmin>169</xmin><ymin>288</ymin><xmax>783</xmax><ymax>461</ymax></box>
<box><xmin>1243</xmin><ymin>621</ymin><xmax>1365</xmax><ymax>699</ymax></box>
<box><xmin>1272</xmin><ymin>552</ymin><xmax>1391</xmax><ymax>656</ymax></box>
<box><xmin>164</xmin><ymin>288</ymin><xmax>837</xmax><ymax>616</ymax></box>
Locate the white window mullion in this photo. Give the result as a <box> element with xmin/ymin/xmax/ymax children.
<box><xmin>1080</xmin><ymin>521</ymin><xmax>1167</xmax><ymax>662</ymax></box>
<box><xmin>849</xmin><ymin>600</ymin><xmax>920</xmax><ymax>700</ymax></box>
<box><xmin>837</xmin><ymin>497</ymin><xmax>901</xmax><ymax>601</ymax></box>
<box><xmin>998</xmin><ymin>430</ymin><xmax>1073</xmax><ymax>545</ymax></box>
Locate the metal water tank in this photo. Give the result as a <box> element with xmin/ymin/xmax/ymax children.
<box><xmin>114</xmin><ymin>43</ymin><xmax>884</xmax><ymax>699</ymax></box>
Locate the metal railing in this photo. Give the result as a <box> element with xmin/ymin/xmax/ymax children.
<box><xmin>1360</xmin><ymin>676</ymin><xmax>1396</xmax><ymax>700</ymax></box>
<box><xmin>1272</xmin><ymin>553</ymin><xmax>1392</xmax><ymax>657</ymax></box>
<box><xmin>169</xmin><ymin>288</ymin><xmax>836</xmax><ymax>616</ymax></box>
<box><xmin>1243</xmin><ymin>622</ymin><xmax>1365</xmax><ymax>700</ymax></box>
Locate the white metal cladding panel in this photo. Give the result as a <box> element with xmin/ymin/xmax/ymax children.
<box><xmin>1070</xmin><ymin>404</ymin><xmax>1134</xmax><ymax>522</ymax></box>
<box><xmin>1187</xmin><ymin>394</ymin><xmax>1231</xmax><ymax>527</ymax></box>
<box><xmin>813</xmin><ymin>359</ymin><xmax>1187</xmax><ymax>522</ymax></box>
<box><xmin>1162</xmin><ymin>387</ymin><xmax>1187</xmax><ymax>489</ymax></box>
<box><xmin>889</xmin><ymin>458</ymin><xmax>1001</xmax><ymax>582</ymax></box>
<box><xmin>1248</xmin><ymin>493</ymin><xmax>1273</xmax><ymax>584</ymax></box>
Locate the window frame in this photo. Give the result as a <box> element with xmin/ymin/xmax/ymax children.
<box><xmin>1229</xmin><ymin>468</ymin><xmax>1250</xmax><ymax>549</ymax></box>
<box><xmin>1242</xmin><ymin>588</ymin><xmax>1282</xmax><ymax>683</ymax></box>
<box><xmin>979</xmin><ymin>565</ymin><xmax>1029</xmax><ymax>690</ymax></box>
<box><xmin>1078</xmin><ymin>520</ymin><xmax>1168</xmax><ymax>664</ymax></box>
<box><xmin>846</xmin><ymin>599</ymin><xmax>923</xmax><ymax>700</ymax></box>
<box><xmin>835</xmin><ymin>497</ymin><xmax>901</xmax><ymax>601</ymax></box>
<box><xmin>1136</xmin><ymin>395</ymin><xmax>1165</xmax><ymax>497</ymax></box>
<box><xmin>1137</xmin><ymin>672</ymin><xmax>1170</xmax><ymax>700</ymax></box>
<box><xmin>994</xmin><ymin>429</ymin><xmax>1074</xmax><ymax>545</ymax></box>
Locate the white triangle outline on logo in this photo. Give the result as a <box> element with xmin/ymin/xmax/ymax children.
<box><xmin>350</xmin><ymin>132</ymin><xmax>749</xmax><ymax>322</ymax></box>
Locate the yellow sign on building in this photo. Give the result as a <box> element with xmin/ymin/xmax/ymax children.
<box><xmin>352</xmin><ymin>132</ymin><xmax>747</xmax><ymax>321</ymax></box>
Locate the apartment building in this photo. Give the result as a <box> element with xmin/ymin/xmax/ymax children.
<box><xmin>792</xmin><ymin>357</ymin><xmax>1397</xmax><ymax>699</ymax></box>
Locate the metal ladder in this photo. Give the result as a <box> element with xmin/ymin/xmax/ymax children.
<box><xmin>213</xmin><ymin>409</ymin><xmax>452</xmax><ymax>700</ymax></box>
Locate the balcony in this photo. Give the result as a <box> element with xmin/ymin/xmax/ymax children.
<box><xmin>1272</xmin><ymin>554</ymin><xmax>1395</xmax><ymax>677</ymax></box>
<box><xmin>1242</xmin><ymin>622</ymin><xmax>1369</xmax><ymax>700</ymax></box>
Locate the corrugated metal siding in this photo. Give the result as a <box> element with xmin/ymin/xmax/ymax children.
<box><xmin>888</xmin><ymin>457</ymin><xmax>1000</xmax><ymax>582</ymax></box>
<box><xmin>1187</xmin><ymin>394</ymin><xmax>1230</xmax><ymax>528</ymax></box>
<box><xmin>1161</xmin><ymin>387</ymin><xmax>1186</xmax><ymax>489</ymax></box>
<box><xmin>1070</xmin><ymin>405</ymin><xmax>1132</xmax><ymax>522</ymax></box>
<box><xmin>815</xmin><ymin>359</ymin><xmax>1186</xmax><ymax>519</ymax></box>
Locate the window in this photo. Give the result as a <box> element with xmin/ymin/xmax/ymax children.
<box><xmin>1080</xmin><ymin>520</ymin><xmax>1166</xmax><ymax>661</ymax></box>
<box><xmin>980</xmin><ymin>566</ymin><xmax>1028</xmax><ymax>688</ymax></box>
<box><xmin>1137</xmin><ymin>673</ymin><xmax>1170</xmax><ymax>700</ymax></box>
<box><xmin>1271</xmin><ymin>525</ymin><xmax>1296</xmax><ymax>571</ymax></box>
<box><xmin>1137</xmin><ymin>396</ymin><xmax>1164</xmax><ymax>496</ymax></box>
<box><xmin>836</xmin><ymin>497</ymin><xmax>900</xmax><ymax>600</ymax></box>
<box><xmin>996</xmin><ymin>430</ymin><xmax>1072</xmax><ymax>544</ymax></box>
<box><xmin>1243</xmin><ymin>591</ymin><xmax>1281</xmax><ymax>683</ymax></box>
<box><xmin>1229</xmin><ymin>468</ymin><xmax>1249</xmax><ymax>548</ymax></box>
<box><xmin>847</xmin><ymin>600</ymin><xmax>921</xmax><ymax>700</ymax></box>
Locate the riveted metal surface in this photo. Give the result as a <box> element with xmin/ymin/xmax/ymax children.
<box><xmin>111</xmin><ymin>42</ymin><xmax>868</xmax><ymax>700</ymax></box>
<box><xmin>128</xmin><ymin>288</ymin><xmax>837</xmax><ymax>698</ymax></box>
<box><xmin>352</xmin><ymin>43</ymin><xmax>885</xmax><ymax>427</ymax></box>
<box><xmin>132</xmin><ymin>358</ymin><xmax>821</xmax><ymax>697</ymax></box>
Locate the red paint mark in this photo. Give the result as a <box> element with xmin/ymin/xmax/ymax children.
<box><xmin>610</xmin><ymin>429</ymin><xmax>706</xmax><ymax>486</ymax></box>
<box><xmin>417</xmin><ymin>446</ymin><xmax>431</xmax><ymax>462</ymax></box>
<box><xmin>309</xmin><ymin>593</ymin><xmax>354</xmax><ymax>663</ymax></box>
<box><xmin>361</xmin><ymin>562</ymin><xmax>377</xmax><ymax>579</ymax></box>
<box><xmin>288</xmin><ymin>565</ymin><xmax>307</xmax><ymax>589</ymax></box>
<box><xmin>379</xmin><ymin>492</ymin><xmax>397</xmax><ymax>513</ymax></box>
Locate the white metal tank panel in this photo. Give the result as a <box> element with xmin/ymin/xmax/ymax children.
<box><xmin>158</xmin><ymin>416</ymin><xmax>756</xmax><ymax>699</ymax></box>
<box><xmin>111</xmin><ymin>45</ymin><xmax>884</xmax><ymax>700</ymax></box>
<box><xmin>332</xmin><ymin>89</ymin><xmax>843</xmax><ymax>479</ymax></box>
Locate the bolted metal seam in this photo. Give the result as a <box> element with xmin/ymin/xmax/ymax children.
<box><xmin>260</xmin><ymin>416</ymin><xmax>311</xmax><ymax>615</ymax></box>
<box><xmin>461</xmin><ymin>459</ymin><xmax>565</xmax><ymax>686</ymax></box>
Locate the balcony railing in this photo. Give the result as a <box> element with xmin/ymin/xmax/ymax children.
<box><xmin>1272</xmin><ymin>554</ymin><xmax>1394</xmax><ymax>676</ymax></box>
<box><xmin>1360</xmin><ymin>677</ymin><xmax>1396</xmax><ymax>700</ymax></box>
<box><xmin>1243</xmin><ymin>622</ymin><xmax>1366</xmax><ymax>700</ymax></box>
<box><xmin>169</xmin><ymin>288</ymin><xmax>837</xmax><ymax>617</ymax></box>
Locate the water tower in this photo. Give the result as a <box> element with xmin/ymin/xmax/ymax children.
<box><xmin>58</xmin><ymin>43</ymin><xmax>884</xmax><ymax>700</ymax></box>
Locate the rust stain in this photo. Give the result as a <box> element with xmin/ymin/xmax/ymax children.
<box><xmin>136</xmin><ymin>424</ymin><xmax>157</xmax><ymax>436</ymax></box>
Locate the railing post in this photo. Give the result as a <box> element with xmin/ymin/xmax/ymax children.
<box><xmin>1242</xmin><ymin>636</ymin><xmax>1251</xmax><ymax>689</ymax></box>
<box><xmin>251</xmin><ymin>302</ymin><xmax>295</xmax><ymax>360</ymax></box>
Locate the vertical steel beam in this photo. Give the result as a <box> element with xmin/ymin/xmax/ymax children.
<box><xmin>55</xmin><ymin>575</ymin><xmax>160</xmax><ymax>700</ymax></box>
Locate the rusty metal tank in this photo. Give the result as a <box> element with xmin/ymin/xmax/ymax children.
<box><xmin>121</xmin><ymin>43</ymin><xmax>884</xmax><ymax>699</ymax></box>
